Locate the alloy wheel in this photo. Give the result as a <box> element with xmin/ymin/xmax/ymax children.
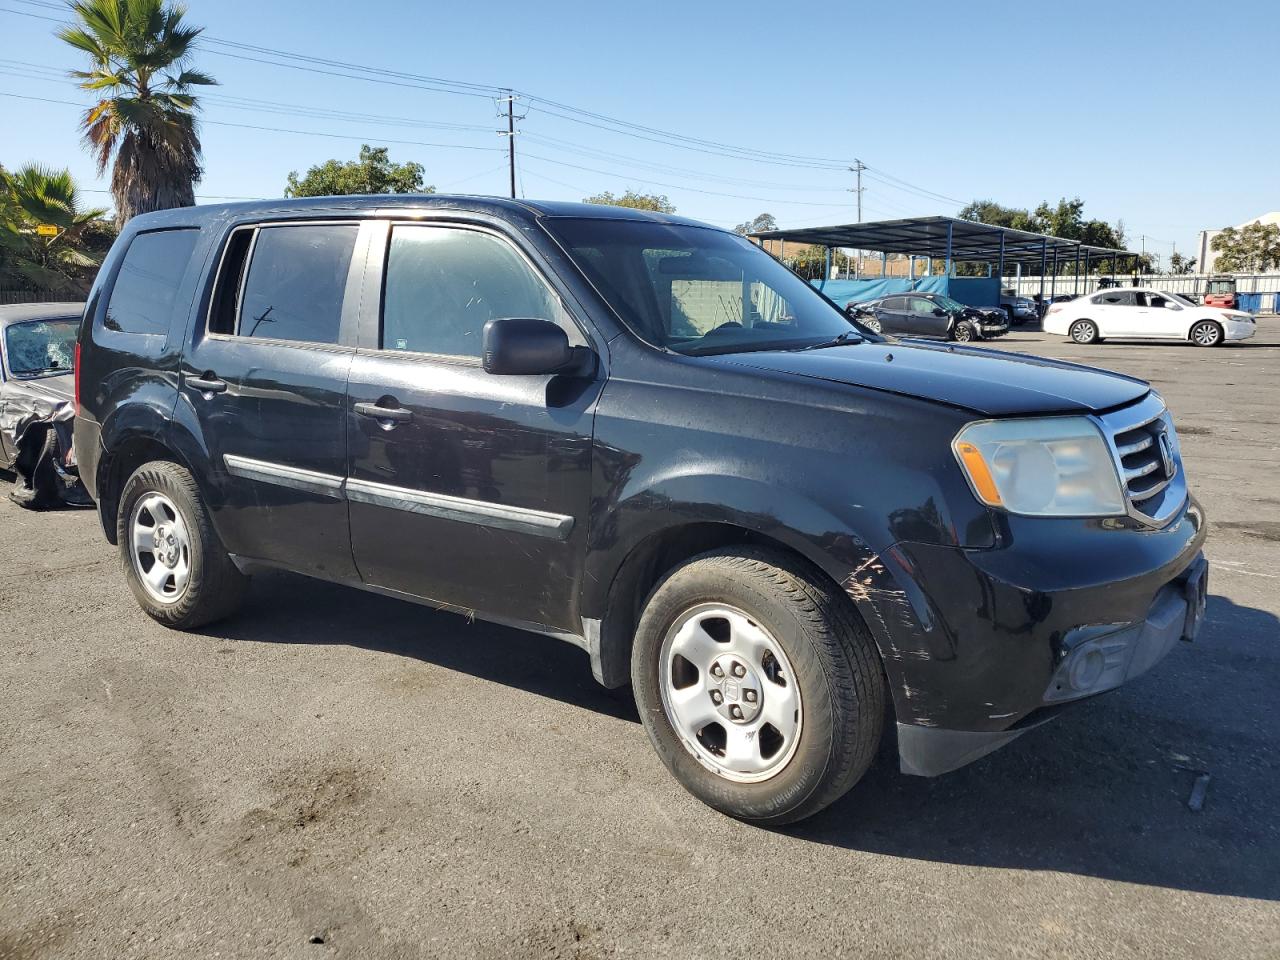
<box><xmin>658</xmin><ymin>603</ymin><xmax>802</xmax><ymax>783</ymax></box>
<box><xmin>1191</xmin><ymin>321</ymin><xmax>1221</xmax><ymax>346</ymax></box>
<box><xmin>129</xmin><ymin>492</ymin><xmax>192</xmax><ymax>604</ymax></box>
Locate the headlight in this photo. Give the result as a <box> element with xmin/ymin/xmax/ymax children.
<box><xmin>953</xmin><ymin>417</ymin><xmax>1126</xmax><ymax>517</ymax></box>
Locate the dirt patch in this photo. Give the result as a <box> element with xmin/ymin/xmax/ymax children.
<box><xmin>517</xmin><ymin>917</ymin><xmax>612</xmax><ymax>960</ymax></box>
<box><xmin>266</xmin><ymin>763</ymin><xmax>370</xmax><ymax>831</ymax></box>
<box><xmin>1212</xmin><ymin>520</ymin><xmax>1280</xmax><ymax>543</ymax></box>
<box><xmin>1177</xmin><ymin>424</ymin><xmax>1212</xmax><ymax>436</ymax></box>
<box><xmin>0</xmin><ymin>916</ymin><xmax>75</xmax><ymax>960</ymax></box>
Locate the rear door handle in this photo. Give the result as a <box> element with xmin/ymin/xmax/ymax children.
<box><xmin>187</xmin><ymin>373</ymin><xmax>228</xmax><ymax>394</ymax></box>
<box><xmin>354</xmin><ymin>401</ymin><xmax>412</xmax><ymax>423</ymax></box>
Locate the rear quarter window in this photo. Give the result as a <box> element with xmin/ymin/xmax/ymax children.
<box><xmin>104</xmin><ymin>229</ymin><xmax>199</xmax><ymax>335</ymax></box>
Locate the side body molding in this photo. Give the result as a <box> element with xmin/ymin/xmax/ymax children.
<box><xmin>222</xmin><ymin>454</ymin><xmax>575</xmax><ymax>541</ymax></box>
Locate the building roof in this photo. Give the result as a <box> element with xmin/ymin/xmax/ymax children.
<box><xmin>751</xmin><ymin>215</ymin><xmax>1135</xmax><ymax>267</ymax></box>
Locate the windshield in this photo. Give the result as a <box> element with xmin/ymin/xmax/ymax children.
<box><xmin>1163</xmin><ymin>291</ymin><xmax>1196</xmax><ymax>307</ymax></box>
<box><xmin>4</xmin><ymin>318</ymin><xmax>79</xmax><ymax>377</ymax></box>
<box><xmin>1206</xmin><ymin>280</ymin><xmax>1234</xmax><ymax>294</ymax></box>
<box><xmin>542</xmin><ymin>218</ymin><xmax>861</xmax><ymax>355</ymax></box>
<box><xmin>930</xmin><ymin>294</ymin><xmax>969</xmax><ymax>312</ymax></box>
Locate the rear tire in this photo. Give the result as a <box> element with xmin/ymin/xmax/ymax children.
<box><xmin>1069</xmin><ymin>319</ymin><xmax>1099</xmax><ymax>344</ymax></box>
<box><xmin>631</xmin><ymin>548</ymin><xmax>885</xmax><ymax>825</ymax></box>
<box><xmin>1190</xmin><ymin>320</ymin><xmax>1223</xmax><ymax>347</ymax></box>
<box><xmin>117</xmin><ymin>460</ymin><xmax>248</xmax><ymax>629</ymax></box>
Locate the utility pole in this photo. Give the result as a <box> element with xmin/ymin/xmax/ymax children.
<box><xmin>850</xmin><ymin>159</ymin><xmax>866</xmax><ymax>278</ymax></box>
<box><xmin>498</xmin><ymin>90</ymin><xmax>520</xmax><ymax>199</ymax></box>
<box><xmin>849</xmin><ymin>159</ymin><xmax>866</xmax><ymax>222</ymax></box>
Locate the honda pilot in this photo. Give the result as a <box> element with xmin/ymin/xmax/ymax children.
<box><xmin>74</xmin><ymin>197</ymin><xmax>1208</xmax><ymax>824</ymax></box>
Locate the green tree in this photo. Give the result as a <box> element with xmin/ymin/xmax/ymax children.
<box><xmin>60</xmin><ymin>0</ymin><xmax>215</xmax><ymax>228</ymax></box>
<box><xmin>1211</xmin><ymin>223</ymin><xmax>1280</xmax><ymax>272</ymax></box>
<box><xmin>285</xmin><ymin>145</ymin><xmax>432</xmax><ymax>198</ymax></box>
<box><xmin>733</xmin><ymin>212</ymin><xmax>777</xmax><ymax>235</ymax></box>
<box><xmin>958</xmin><ymin>199</ymin><xmax>1034</xmax><ymax>232</ymax></box>
<box><xmin>1168</xmin><ymin>251</ymin><xmax>1197</xmax><ymax>275</ymax></box>
<box><xmin>582</xmin><ymin>190</ymin><xmax>675</xmax><ymax>213</ymax></box>
<box><xmin>0</xmin><ymin>164</ymin><xmax>110</xmax><ymax>294</ymax></box>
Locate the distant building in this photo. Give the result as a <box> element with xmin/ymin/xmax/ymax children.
<box><xmin>1198</xmin><ymin>211</ymin><xmax>1280</xmax><ymax>273</ymax></box>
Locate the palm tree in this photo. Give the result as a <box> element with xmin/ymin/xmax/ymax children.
<box><xmin>0</xmin><ymin>164</ymin><xmax>109</xmax><ymax>294</ymax></box>
<box><xmin>59</xmin><ymin>0</ymin><xmax>215</xmax><ymax>227</ymax></box>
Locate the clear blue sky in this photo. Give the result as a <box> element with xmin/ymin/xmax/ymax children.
<box><xmin>2</xmin><ymin>0</ymin><xmax>1277</xmax><ymax>264</ymax></box>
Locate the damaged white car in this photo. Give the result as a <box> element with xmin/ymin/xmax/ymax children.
<box><xmin>0</xmin><ymin>303</ymin><xmax>91</xmax><ymax>509</ymax></box>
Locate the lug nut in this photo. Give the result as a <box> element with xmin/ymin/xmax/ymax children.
<box><xmin>710</xmin><ymin>690</ymin><xmax>723</xmax><ymax>704</ymax></box>
<box><xmin>730</xmin><ymin>705</ymin><xmax>743</xmax><ymax>720</ymax></box>
<box><xmin>731</xmin><ymin>663</ymin><xmax>746</xmax><ymax>678</ymax></box>
<box><xmin>710</xmin><ymin>664</ymin><xmax>723</xmax><ymax>678</ymax></box>
<box><xmin>744</xmin><ymin>689</ymin><xmax>757</xmax><ymax>703</ymax></box>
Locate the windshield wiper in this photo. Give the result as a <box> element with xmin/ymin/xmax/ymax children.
<box><xmin>791</xmin><ymin>331</ymin><xmax>862</xmax><ymax>352</ymax></box>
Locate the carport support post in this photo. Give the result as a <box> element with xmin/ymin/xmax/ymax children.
<box><xmin>824</xmin><ymin>245</ymin><xmax>832</xmax><ymax>284</ymax></box>
<box><xmin>1039</xmin><ymin>238</ymin><xmax>1047</xmax><ymax>307</ymax></box>
<box><xmin>1083</xmin><ymin>250</ymin><xmax>1090</xmax><ymax>293</ymax></box>
<box><xmin>1074</xmin><ymin>245</ymin><xmax>1081</xmax><ymax>295</ymax></box>
<box><xmin>997</xmin><ymin>232</ymin><xmax>1005</xmax><ymax>287</ymax></box>
<box><xmin>881</xmin><ymin>251</ymin><xmax>887</xmax><ymax>278</ymax></box>
<box><xmin>945</xmin><ymin>221</ymin><xmax>954</xmax><ymax>279</ymax></box>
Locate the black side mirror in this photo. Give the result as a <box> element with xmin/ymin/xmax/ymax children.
<box><xmin>482</xmin><ymin>318</ymin><xmax>593</xmax><ymax>376</ymax></box>
<box><xmin>933</xmin><ymin>308</ymin><xmax>947</xmax><ymax>317</ymax></box>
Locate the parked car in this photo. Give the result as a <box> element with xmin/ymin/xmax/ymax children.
<box><xmin>999</xmin><ymin>294</ymin><xmax>1037</xmax><ymax>324</ymax></box>
<box><xmin>1044</xmin><ymin>287</ymin><xmax>1256</xmax><ymax>347</ymax></box>
<box><xmin>75</xmin><ymin>198</ymin><xmax>1207</xmax><ymax>824</ymax></box>
<box><xmin>845</xmin><ymin>292</ymin><xmax>1008</xmax><ymax>341</ymax></box>
<box><xmin>0</xmin><ymin>303</ymin><xmax>91</xmax><ymax>508</ymax></box>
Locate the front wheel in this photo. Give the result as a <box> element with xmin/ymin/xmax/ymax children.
<box><xmin>1190</xmin><ymin>320</ymin><xmax>1223</xmax><ymax>347</ymax></box>
<box><xmin>862</xmin><ymin>315</ymin><xmax>883</xmax><ymax>334</ymax></box>
<box><xmin>1069</xmin><ymin>319</ymin><xmax>1099</xmax><ymax>344</ymax></box>
<box><xmin>952</xmin><ymin>321</ymin><xmax>976</xmax><ymax>342</ymax></box>
<box><xmin>117</xmin><ymin>460</ymin><xmax>248</xmax><ymax>629</ymax></box>
<box><xmin>632</xmin><ymin>548</ymin><xmax>885</xmax><ymax>825</ymax></box>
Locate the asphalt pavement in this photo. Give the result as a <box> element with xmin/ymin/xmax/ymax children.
<box><xmin>1</xmin><ymin>322</ymin><xmax>1277</xmax><ymax>959</ymax></box>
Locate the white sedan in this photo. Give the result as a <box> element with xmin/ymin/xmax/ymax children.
<box><xmin>1043</xmin><ymin>287</ymin><xmax>1256</xmax><ymax>347</ymax></box>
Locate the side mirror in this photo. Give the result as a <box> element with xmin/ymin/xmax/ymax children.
<box><xmin>933</xmin><ymin>308</ymin><xmax>947</xmax><ymax>317</ymax></box>
<box><xmin>482</xmin><ymin>318</ymin><xmax>593</xmax><ymax>376</ymax></box>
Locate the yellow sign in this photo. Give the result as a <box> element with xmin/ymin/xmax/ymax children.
<box><xmin>36</xmin><ymin>224</ymin><xmax>59</xmax><ymax>237</ymax></box>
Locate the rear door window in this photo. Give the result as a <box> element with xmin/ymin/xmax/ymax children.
<box><xmin>236</xmin><ymin>224</ymin><xmax>359</xmax><ymax>344</ymax></box>
<box><xmin>1094</xmin><ymin>291</ymin><xmax>1136</xmax><ymax>306</ymax></box>
<box><xmin>104</xmin><ymin>229</ymin><xmax>199</xmax><ymax>335</ymax></box>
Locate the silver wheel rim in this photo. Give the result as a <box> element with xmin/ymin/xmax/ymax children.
<box><xmin>1071</xmin><ymin>322</ymin><xmax>1093</xmax><ymax>343</ymax></box>
<box><xmin>658</xmin><ymin>603</ymin><xmax>802</xmax><ymax>783</ymax></box>
<box><xmin>1192</xmin><ymin>323</ymin><xmax>1219</xmax><ymax>346</ymax></box>
<box><xmin>955</xmin><ymin>324</ymin><xmax>973</xmax><ymax>342</ymax></box>
<box><xmin>866</xmin><ymin>318</ymin><xmax>881</xmax><ymax>333</ymax></box>
<box><xmin>129</xmin><ymin>492</ymin><xmax>192</xmax><ymax>604</ymax></box>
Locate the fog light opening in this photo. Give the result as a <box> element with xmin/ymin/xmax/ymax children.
<box><xmin>1068</xmin><ymin>648</ymin><xmax>1106</xmax><ymax>691</ymax></box>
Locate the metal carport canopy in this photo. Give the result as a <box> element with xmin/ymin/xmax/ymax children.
<box><xmin>750</xmin><ymin>215</ymin><xmax>1134</xmax><ymax>267</ymax></box>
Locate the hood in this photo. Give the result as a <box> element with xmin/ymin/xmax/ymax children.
<box><xmin>716</xmin><ymin>340</ymin><xmax>1150</xmax><ymax>416</ymax></box>
<box><xmin>10</xmin><ymin>372</ymin><xmax>74</xmax><ymax>403</ymax></box>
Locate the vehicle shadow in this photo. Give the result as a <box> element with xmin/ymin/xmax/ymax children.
<box><xmin>791</xmin><ymin>593</ymin><xmax>1280</xmax><ymax>902</ymax></box>
<box><xmin>200</xmin><ymin>568</ymin><xmax>640</xmax><ymax>723</ymax></box>
<box><xmin>203</xmin><ymin>574</ymin><xmax>1277</xmax><ymax>900</ymax></box>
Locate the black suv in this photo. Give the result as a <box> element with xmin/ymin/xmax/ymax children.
<box><xmin>74</xmin><ymin>197</ymin><xmax>1207</xmax><ymax>824</ymax></box>
<box><xmin>848</xmin><ymin>292</ymin><xmax>1008</xmax><ymax>342</ymax></box>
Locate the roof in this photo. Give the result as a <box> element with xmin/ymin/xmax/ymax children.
<box><xmin>123</xmin><ymin>194</ymin><xmax>718</xmax><ymax>232</ymax></box>
<box><xmin>0</xmin><ymin>302</ymin><xmax>84</xmax><ymax>328</ymax></box>
<box><xmin>751</xmin><ymin>215</ymin><xmax>1135</xmax><ymax>267</ymax></box>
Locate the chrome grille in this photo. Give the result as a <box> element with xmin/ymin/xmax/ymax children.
<box><xmin>1097</xmin><ymin>393</ymin><xmax>1185</xmax><ymax>525</ymax></box>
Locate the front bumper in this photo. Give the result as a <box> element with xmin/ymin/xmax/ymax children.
<box><xmin>844</xmin><ymin>496</ymin><xmax>1208</xmax><ymax>776</ymax></box>
<box><xmin>1224</xmin><ymin>319</ymin><xmax>1256</xmax><ymax>341</ymax></box>
<box><xmin>978</xmin><ymin>323</ymin><xmax>1009</xmax><ymax>339</ymax></box>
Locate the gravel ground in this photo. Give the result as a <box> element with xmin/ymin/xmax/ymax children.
<box><xmin>1</xmin><ymin>323</ymin><xmax>1278</xmax><ymax>960</ymax></box>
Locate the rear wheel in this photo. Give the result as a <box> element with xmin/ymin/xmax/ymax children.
<box><xmin>1190</xmin><ymin>320</ymin><xmax>1223</xmax><ymax>347</ymax></box>
<box><xmin>632</xmin><ymin>548</ymin><xmax>885</xmax><ymax>825</ymax></box>
<box><xmin>1069</xmin><ymin>319</ymin><xmax>1099</xmax><ymax>344</ymax></box>
<box><xmin>118</xmin><ymin>460</ymin><xmax>248</xmax><ymax>629</ymax></box>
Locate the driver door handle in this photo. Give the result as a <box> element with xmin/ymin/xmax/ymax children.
<box><xmin>187</xmin><ymin>373</ymin><xmax>228</xmax><ymax>394</ymax></box>
<box><xmin>354</xmin><ymin>401</ymin><xmax>412</xmax><ymax>423</ymax></box>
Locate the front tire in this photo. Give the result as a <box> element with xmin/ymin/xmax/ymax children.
<box><xmin>117</xmin><ymin>460</ymin><xmax>248</xmax><ymax>629</ymax></box>
<box><xmin>1069</xmin><ymin>319</ymin><xmax>1099</xmax><ymax>344</ymax></box>
<box><xmin>632</xmin><ymin>548</ymin><xmax>885</xmax><ymax>825</ymax></box>
<box><xmin>952</xmin><ymin>321</ymin><xmax>975</xmax><ymax>343</ymax></box>
<box><xmin>1190</xmin><ymin>320</ymin><xmax>1223</xmax><ymax>347</ymax></box>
